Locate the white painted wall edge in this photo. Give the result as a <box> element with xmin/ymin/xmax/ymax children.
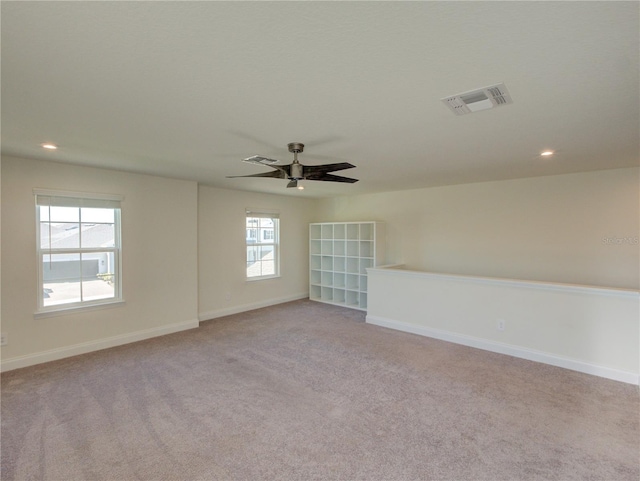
<box><xmin>366</xmin><ymin>315</ymin><xmax>639</xmax><ymax>386</ymax></box>
<box><xmin>198</xmin><ymin>292</ymin><xmax>309</xmax><ymax>322</ymax></box>
<box><xmin>0</xmin><ymin>319</ymin><xmax>199</xmax><ymax>373</ymax></box>
<box><xmin>367</xmin><ymin>267</ymin><xmax>640</xmax><ymax>298</ymax></box>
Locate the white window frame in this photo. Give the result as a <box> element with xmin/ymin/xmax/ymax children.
<box><xmin>245</xmin><ymin>210</ymin><xmax>280</xmax><ymax>281</ymax></box>
<box><xmin>34</xmin><ymin>189</ymin><xmax>124</xmax><ymax>317</ymax></box>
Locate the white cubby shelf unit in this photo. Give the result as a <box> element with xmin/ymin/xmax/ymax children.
<box><xmin>309</xmin><ymin>222</ymin><xmax>385</xmax><ymax>311</ymax></box>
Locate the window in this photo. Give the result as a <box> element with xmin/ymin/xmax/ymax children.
<box><xmin>246</xmin><ymin>211</ymin><xmax>279</xmax><ymax>279</ymax></box>
<box><xmin>246</xmin><ymin>228</ymin><xmax>258</xmax><ymax>242</ymax></box>
<box><xmin>35</xmin><ymin>190</ymin><xmax>123</xmax><ymax>314</ymax></box>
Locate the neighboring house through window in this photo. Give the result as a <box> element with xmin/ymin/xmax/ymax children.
<box><xmin>246</xmin><ymin>211</ymin><xmax>279</xmax><ymax>279</ymax></box>
<box><xmin>35</xmin><ymin>189</ymin><xmax>123</xmax><ymax>314</ymax></box>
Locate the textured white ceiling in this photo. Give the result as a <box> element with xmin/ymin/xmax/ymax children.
<box><xmin>2</xmin><ymin>1</ymin><xmax>638</xmax><ymax>197</ymax></box>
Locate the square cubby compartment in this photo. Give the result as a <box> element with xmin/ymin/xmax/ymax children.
<box><xmin>310</xmin><ymin>240</ymin><xmax>321</xmax><ymax>255</ymax></box>
<box><xmin>359</xmin><ymin>223</ymin><xmax>373</xmax><ymax>240</ymax></box>
<box><xmin>347</xmin><ymin>224</ymin><xmax>359</xmax><ymax>240</ymax></box>
<box><xmin>310</xmin><ymin>224</ymin><xmax>321</xmax><ymax>239</ymax></box>
<box><xmin>334</xmin><ymin>257</ymin><xmax>346</xmax><ymax>272</ymax></box>
<box><xmin>360</xmin><ymin>258</ymin><xmax>373</xmax><ymax>274</ymax></box>
<box><xmin>321</xmin><ymin>287</ymin><xmax>333</xmax><ymax>301</ymax></box>
<box><xmin>346</xmin><ymin>240</ymin><xmax>359</xmax><ymax>256</ymax></box>
<box><xmin>310</xmin><ymin>270</ymin><xmax>321</xmax><ymax>284</ymax></box>
<box><xmin>346</xmin><ymin>274</ymin><xmax>359</xmax><ymax>290</ymax></box>
<box><xmin>346</xmin><ymin>290</ymin><xmax>359</xmax><ymax>306</ymax></box>
<box><xmin>309</xmin><ymin>284</ymin><xmax>321</xmax><ymax>300</ymax></box>
<box><xmin>346</xmin><ymin>257</ymin><xmax>359</xmax><ymax>273</ymax></box>
<box><xmin>310</xmin><ymin>255</ymin><xmax>321</xmax><ymax>270</ymax></box>
<box><xmin>359</xmin><ymin>241</ymin><xmax>373</xmax><ymax>257</ymax></box>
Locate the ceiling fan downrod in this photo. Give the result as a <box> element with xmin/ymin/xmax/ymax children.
<box><xmin>288</xmin><ymin>142</ymin><xmax>304</xmax><ymax>179</ymax></box>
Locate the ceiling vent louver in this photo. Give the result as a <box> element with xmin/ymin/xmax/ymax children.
<box><xmin>442</xmin><ymin>83</ymin><xmax>513</xmax><ymax>115</ymax></box>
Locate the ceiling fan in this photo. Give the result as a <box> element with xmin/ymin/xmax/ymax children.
<box><xmin>228</xmin><ymin>142</ymin><xmax>358</xmax><ymax>189</ymax></box>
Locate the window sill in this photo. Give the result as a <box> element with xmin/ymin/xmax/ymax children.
<box><xmin>246</xmin><ymin>275</ymin><xmax>281</xmax><ymax>282</ymax></box>
<box><xmin>34</xmin><ymin>299</ymin><xmax>126</xmax><ymax>319</ymax></box>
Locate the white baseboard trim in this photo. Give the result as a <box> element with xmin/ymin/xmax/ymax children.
<box><xmin>0</xmin><ymin>319</ymin><xmax>199</xmax><ymax>373</ymax></box>
<box><xmin>198</xmin><ymin>293</ymin><xmax>309</xmax><ymax>322</ymax></box>
<box><xmin>366</xmin><ymin>315</ymin><xmax>639</xmax><ymax>386</ymax></box>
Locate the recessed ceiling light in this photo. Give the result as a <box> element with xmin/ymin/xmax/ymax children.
<box><xmin>41</xmin><ymin>143</ymin><xmax>58</xmax><ymax>150</ymax></box>
<box><xmin>297</xmin><ymin>185</ymin><xmax>305</xmax><ymax>190</ymax></box>
<box><xmin>540</xmin><ymin>150</ymin><xmax>554</xmax><ymax>157</ymax></box>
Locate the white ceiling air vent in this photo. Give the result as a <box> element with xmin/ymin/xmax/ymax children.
<box><xmin>442</xmin><ymin>83</ymin><xmax>513</xmax><ymax>115</ymax></box>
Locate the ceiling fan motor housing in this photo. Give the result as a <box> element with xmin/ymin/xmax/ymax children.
<box><xmin>290</xmin><ymin>162</ymin><xmax>304</xmax><ymax>180</ymax></box>
<box><xmin>288</xmin><ymin>142</ymin><xmax>304</xmax><ymax>153</ymax></box>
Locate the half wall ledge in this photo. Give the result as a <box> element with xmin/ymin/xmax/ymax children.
<box><xmin>366</xmin><ymin>266</ymin><xmax>640</xmax><ymax>385</ymax></box>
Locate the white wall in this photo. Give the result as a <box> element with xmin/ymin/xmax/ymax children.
<box><xmin>1</xmin><ymin>156</ymin><xmax>199</xmax><ymax>369</ymax></box>
<box><xmin>318</xmin><ymin>168</ymin><xmax>640</xmax><ymax>290</ymax></box>
<box><xmin>3</xmin><ymin>157</ymin><xmax>637</xmax><ymax>377</ymax></box>
<box><xmin>367</xmin><ymin>267</ymin><xmax>639</xmax><ymax>384</ymax></box>
<box><xmin>198</xmin><ymin>185</ymin><xmax>318</xmax><ymax>320</ymax></box>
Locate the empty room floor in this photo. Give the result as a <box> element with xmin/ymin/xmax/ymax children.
<box><xmin>2</xmin><ymin>300</ymin><xmax>638</xmax><ymax>480</ymax></box>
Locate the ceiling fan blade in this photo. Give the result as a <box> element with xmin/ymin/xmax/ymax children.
<box><xmin>243</xmin><ymin>155</ymin><xmax>280</xmax><ymax>166</ymax></box>
<box><xmin>303</xmin><ymin>162</ymin><xmax>356</xmax><ymax>175</ymax></box>
<box><xmin>305</xmin><ymin>173</ymin><xmax>359</xmax><ymax>183</ymax></box>
<box><xmin>227</xmin><ymin>170</ymin><xmax>286</xmax><ymax>179</ymax></box>
<box><xmin>233</xmin><ymin>160</ymin><xmax>291</xmax><ymax>176</ymax></box>
<box><xmin>287</xmin><ymin>180</ymin><xmax>298</xmax><ymax>188</ymax></box>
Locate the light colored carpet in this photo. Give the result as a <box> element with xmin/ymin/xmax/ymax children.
<box><xmin>1</xmin><ymin>299</ymin><xmax>638</xmax><ymax>480</ymax></box>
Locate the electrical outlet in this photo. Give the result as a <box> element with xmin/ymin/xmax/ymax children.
<box><xmin>0</xmin><ymin>333</ymin><xmax>7</xmax><ymax>346</ymax></box>
<box><xmin>497</xmin><ymin>320</ymin><xmax>505</xmax><ymax>331</ymax></box>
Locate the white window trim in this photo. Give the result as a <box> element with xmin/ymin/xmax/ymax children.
<box><xmin>34</xmin><ymin>189</ymin><xmax>124</xmax><ymax>316</ymax></box>
<box><xmin>34</xmin><ymin>300</ymin><xmax>126</xmax><ymax>319</ymax></box>
<box><xmin>33</xmin><ymin>188</ymin><xmax>123</xmax><ymax>203</ymax></box>
<box><xmin>245</xmin><ymin>210</ymin><xmax>280</xmax><ymax>281</ymax></box>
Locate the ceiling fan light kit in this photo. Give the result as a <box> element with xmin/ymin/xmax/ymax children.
<box><xmin>228</xmin><ymin>142</ymin><xmax>358</xmax><ymax>189</ymax></box>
